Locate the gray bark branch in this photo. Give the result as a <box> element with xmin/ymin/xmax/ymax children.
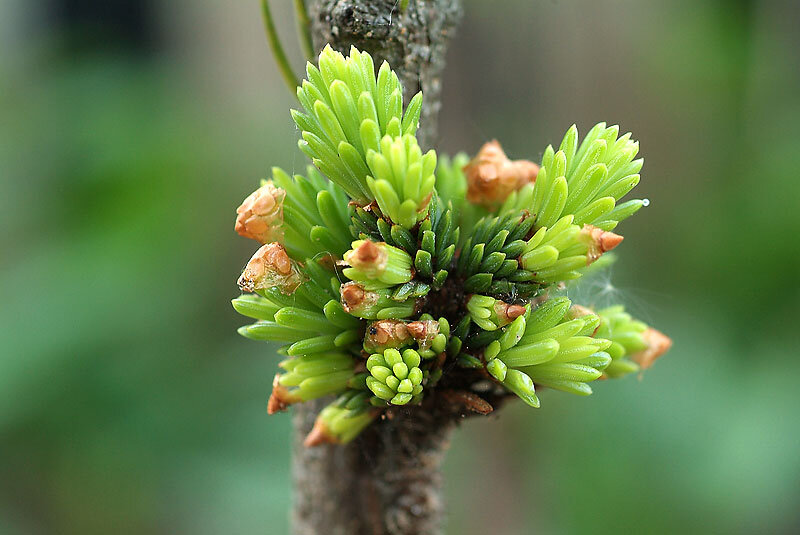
<box><xmin>291</xmin><ymin>2</ymin><xmax>462</xmax><ymax>533</ymax></box>
<box><xmin>292</xmin><ymin>399</ymin><xmax>455</xmax><ymax>535</ymax></box>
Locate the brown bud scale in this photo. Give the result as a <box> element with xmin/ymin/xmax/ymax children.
<box><xmin>304</xmin><ymin>420</ymin><xmax>337</xmax><ymax>447</ymax></box>
<box><xmin>238</xmin><ymin>243</ymin><xmax>304</xmax><ymax>294</ymax></box>
<box><xmin>267</xmin><ymin>374</ymin><xmax>301</xmax><ymax>414</ymax></box>
<box><xmin>493</xmin><ymin>301</ymin><xmax>527</xmax><ymax>326</ymax></box>
<box><xmin>580</xmin><ymin>224</ymin><xmax>624</xmax><ymax>264</ymax></box>
<box><xmin>631</xmin><ymin>328</ymin><xmax>672</xmax><ymax>370</ymax></box>
<box><xmin>464</xmin><ymin>140</ymin><xmax>539</xmax><ymax>206</ymax></box>
<box><xmin>364</xmin><ymin>320</ymin><xmax>411</xmax><ymax>351</ymax></box>
<box><xmin>343</xmin><ymin>240</ymin><xmax>388</xmax><ymax>275</ymax></box>
<box><xmin>340</xmin><ymin>282</ymin><xmax>378</xmax><ymax>313</ymax></box>
<box><xmin>441</xmin><ymin>389</ymin><xmax>494</xmax><ymax>415</ymax></box>
<box><xmin>234</xmin><ymin>182</ymin><xmax>285</xmax><ymax>243</ymax></box>
<box><xmin>407</xmin><ymin>320</ymin><xmax>440</xmax><ymax>348</ymax></box>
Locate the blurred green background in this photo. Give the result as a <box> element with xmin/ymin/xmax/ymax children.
<box><xmin>2</xmin><ymin>1</ymin><xmax>798</xmax><ymax>534</ymax></box>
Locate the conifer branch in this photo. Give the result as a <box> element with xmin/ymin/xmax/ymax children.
<box><xmin>232</xmin><ymin>47</ymin><xmax>672</xmax><ymax>447</ymax></box>
<box><xmin>235</xmin><ymin>14</ymin><xmax>670</xmax><ymax>528</ymax></box>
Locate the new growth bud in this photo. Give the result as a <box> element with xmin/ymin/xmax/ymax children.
<box><xmin>238</xmin><ymin>243</ymin><xmax>304</xmax><ymax>294</ymax></box>
<box><xmin>267</xmin><ymin>374</ymin><xmax>301</xmax><ymax>414</ymax></box>
<box><xmin>518</xmin><ymin>215</ymin><xmax>621</xmax><ymax>283</ymax></box>
<box><xmin>268</xmin><ymin>353</ymin><xmax>356</xmax><ymax>413</ymax></box>
<box><xmin>467</xmin><ymin>295</ymin><xmax>527</xmax><ymax>331</ymax></box>
<box><xmin>235</xmin><ymin>182</ymin><xmax>285</xmax><ymax>243</ymax></box>
<box><xmin>366</xmin><ymin>135</ymin><xmax>437</xmax><ymax>229</ymax></box>
<box><xmin>342</xmin><ymin>240</ymin><xmax>413</xmax><ymax>287</ymax></box>
<box><xmin>464</xmin><ymin>140</ymin><xmax>539</xmax><ymax>207</ymax></box>
<box><xmin>482</xmin><ymin>297</ymin><xmax>614</xmax><ymax>404</ymax></box>
<box><xmin>407</xmin><ymin>316</ymin><xmax>449</xmax><ymax>358</ymax></box>
<box><xmin>366</xmin><ymin>348</ymin><xmax>425</xmax><ymax>405</ymax></box>
<box><xmin>304</xmin><ymin>391</ymin><xmax>376</xmax><ymax>447</ymax></box>
<box><xmin>579</xmin><ymin>224</ymin><xmax>624</xmax><ymax>264</ymax></box>
<box><xmin>340</xmin><ymin>282</ymin><xmax>416</xmax><ymax>320</ymax></box>
<box><xmin>293</xmin><ymin>45</ymin><xmax>425</xmax><ymax>202</ymax></box>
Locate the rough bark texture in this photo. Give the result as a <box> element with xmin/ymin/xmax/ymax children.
<box><xmin>292</xmin><ymin>398</ymin><xmax>455</xmax><ymax>535</ymax></box>
<box><xmin>292</xmin><ymin>2</ymin><xmax>462</xmax><ymax>534</ymax></box>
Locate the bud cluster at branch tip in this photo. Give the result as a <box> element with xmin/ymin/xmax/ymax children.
<box><xmin>366</xmin><ymin>348</ymin><xmax>425</xmax><ymax>405</ymax></box>
<box><xmin>231</xmin><ymin>45</ymin><xmax>671</xmax><ymax>446</ymax></box>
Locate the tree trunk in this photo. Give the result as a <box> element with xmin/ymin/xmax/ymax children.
<box><xmin>291</xmin><ymin>2</ymin><xmax>462</xmax><ymax>534</ymax></box>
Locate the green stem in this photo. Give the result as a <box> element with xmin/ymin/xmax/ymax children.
<box><xmin>261</xmin><ymin>0</ymin><xmax>300</xmax><ymax>95</ymax></box>
<box><xmin>293</xmin><ymin>0</ymin><xmax>315</xmax><ymax>61</ymax></box>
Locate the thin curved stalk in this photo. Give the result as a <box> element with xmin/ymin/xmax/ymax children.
<box><xmin>293</xmin><ymin>0</ymin><xmax>315</xmax><ymax>61</ymax></box>
<box><xmin>261</xmin><ymin>0</ymin><xmax>300</xmax><ymax>95</ymax></box>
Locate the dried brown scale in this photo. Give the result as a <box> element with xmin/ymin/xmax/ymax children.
<box><xmin>340</xmin><ymin>281</ymin><xmax>371</xmax><ymax>313</ymax></box>
<box><xmin>346</xmin><ymin>240</ymin><xmax>387</xmax><ymax>270</ymax></box>
<box><xmin>351</xmin><ymin>199</ymin><xmax>380</xmax><ymax>214</ymax></box>
<box><xmin>303</xmin><ymin>418</ymin><xmax>335</xmax><ymax>447</ymax></box>
<box><xmin>364</xmin><ymin>320</ymin><xmax>412</xmax><ymax>351</ymax></box>
<box><xmin>440</xmin><ymin>390</ymin><xmax>493</xmax><ymax>415</ymax></box>
<box><xmin>304</xmin><ymin>408</ymin><xmax>382</xmax><ymax>447</ymax></box>
<box><xmin>433</xmin><ymin>352</ymin><xmax>447</xmax><ymax>372</ymax></box>
<box><xmin>434</xmin><ymin>368</ymin><xmax>516</xmax><ymax>414</ymax></box>
<box><xmin>530</xmin><ymin>292</ymin><xmax>552</xmax><ymax>307</ymax></box>
<box><xmin>406</xmin><ymin>320</ymin><xmax>439</xmax><ymax>347</ymax></box>
<box><xmin>631</xmin><ymin>328</ymin><xmax>673</xmax><ymax>370</ymax></box>
<box><xmin>580</xmin><ymin>224</ymin><xmax>624</xmax><ymax>264</ymax></box>
<box><xmin>234</xmin><ymin>182</ymin><xmax>285</xmax><ymax>243</ymax></box>
<box><xmin>268</xmin><ymin>374</ymin><xmax>301</xmax><ymax>415</ymax></box>
<box><xmin>237</xmin><ymin>242</ymin><xmax>304</xmax><ymax>294</ymax></box>
<box><xmin>317</xmin><ymin>253</ymin><xmax>338</xmax><ymax>270</ymax></box>
<box><xmin>569</xmin><ymin>304</ymin><xmax>594</xmax><ymax>318</ymax></box>
<box><xmin>464</xmin><ymin>140</ymin><xmax>539</xmax><ymax>206</ymax></box>
<box><xmin>418</xmin><ymin>191</ymin><xmax>434</xmax><ymax>215</ymax></box>
<box><xmin>494</xmin><ymin>301</ymin><xmax>527</xmax><ymax>325</ymax></box>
